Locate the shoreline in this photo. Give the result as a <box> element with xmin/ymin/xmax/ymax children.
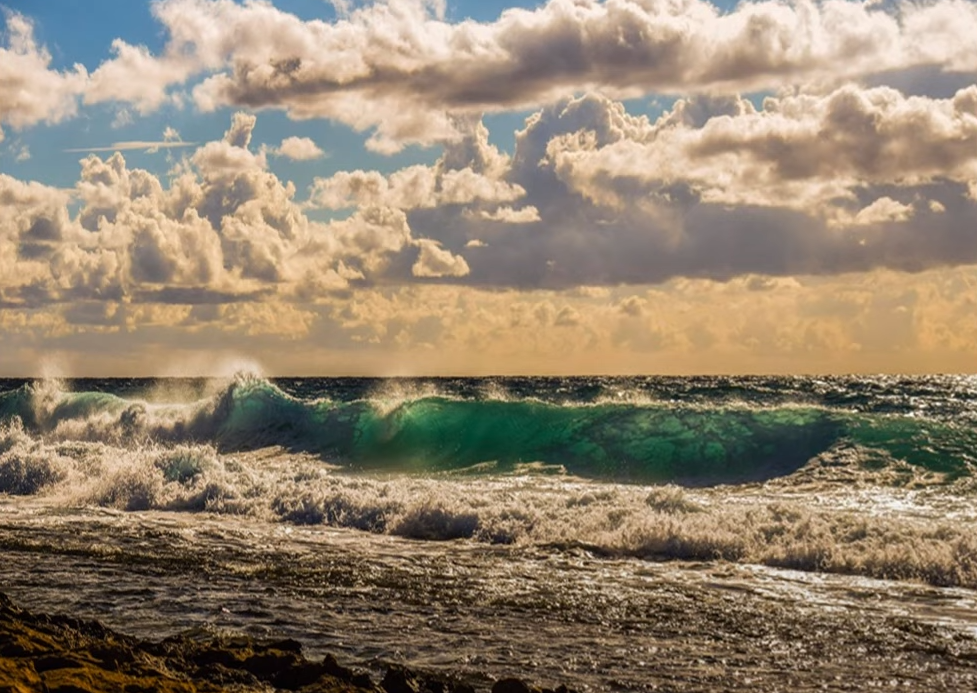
<box><xmin>0</xmin><ymin>592</ymin><xmax>568</xmax><ymax>693</ymax></box>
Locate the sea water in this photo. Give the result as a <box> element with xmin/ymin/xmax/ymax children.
<box><xmin>2</xmin><ymin>374</ymin><xmax>977</xmax><ymax>690</ymax></box>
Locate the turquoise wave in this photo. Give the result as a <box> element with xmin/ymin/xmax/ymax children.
<box><xmin>2</xmin><ymin>377</ymin><xmax>975</xmax><ymax>483</ymax></box>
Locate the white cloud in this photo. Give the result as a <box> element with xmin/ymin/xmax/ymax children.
<box><xmin>0</xmin><ymin>112</ymin><xmax>444</xmax><ymax>308</ymax></box>
<box><xmin>309</xmin><ymin>123</ymin><xmax>525</xmax><ymax>210</ymax></box>
<box><xmin>848</xmin><ymin>197</ymin><xmax>916</xmax><ymax>227</ymax></box>
<box><xmin>412</xmin><ymin>239</ymin><xmax>471</xmax><ymax>278</ymax></box>
<box><xmin>381</xmin><ymin>90</ymin><xmax>977</xmax><ymax>287</ymax></box>
<box><xmin>224</xmin><ymin>111</ymin><xmax>257</xmax><ymax>148</ymax></box>
<box><xmin>0</xmin><ymin>11</ymin><xmax>87</xmax><ymax>129</ymax></box>
<box><xmin>546</xmin><ymin>86</ymin><xmax>977</xmax><ymax>216</ymax></box>
<box><xmin>474</xmin><ymin>205</ymin><xmax>541</xmax><ymax>223</ymax></box>
<box><xmin>72</xmin><ymin>0</ymin><xmax>977</xmax><ymax>152</ymax></box>
<box><xmin>2</xmin><ymin>94</ymin><xmax>977</xmax><ymax>307</ymax></box>
<box><xmin>327</xmin><ymin>0</ymin><xmax>354</xmax><ymax>17</ymax></box>
<box><xmin>65</xmin><ymin>141</ymin><xmax>198</xmax><ymax>154</ymax></box>
<box><xmin>273</xmin><ymin>136</ymin><xmax>325</xmax><ymax>161</ymax></box>
<box><xmin>111</xmin><ymin>108</ymin><xmax>134</xmax><ymax>129</ymax></box>
<box><xmin>84</xmin><ymin>37</ymin><xmax>197</xmax><ymax>113</ymax></box>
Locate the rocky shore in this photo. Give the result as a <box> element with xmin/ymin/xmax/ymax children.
<box><xmin>0</xmin><ymin>593</ymin><xmax>571</xmax><ymax>693</ymax></box>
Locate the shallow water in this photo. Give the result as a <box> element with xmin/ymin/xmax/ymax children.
<box><xmin>3</xmin><ymin>492</ymin><xmax>977</xmax><ymax>691</ymax></box>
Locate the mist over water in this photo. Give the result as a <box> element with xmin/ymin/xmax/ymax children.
<box><xmin>3</xmin><ymin>374</ymin><xmax>977</xmax><ymax>690</ymax></box>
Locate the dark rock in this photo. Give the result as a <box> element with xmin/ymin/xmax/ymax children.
<box><xmin>273</xmin><ymin>661</ymin><xmax>333</xmax><ymax>689</ymax></box>
<box><xmin>268</xmin><ymin>637</ymin><xmax>305</xmax><ymax>653</ymax></box>
<box><xmin>383</xmin><ymin>666</ymin><xmax>421</xmax><ymax>693</ymax></box>
<box><xmin>0</xmin><ymin>591</ymin><xmax>573</xmax><ymax>693</ymax></box>
<box><xmin>492</xmin><ymin>678</ymin><xmax>542</xmax><ymax>693</ymax></box>
<box><xmin>243</xmin><ymin>649</ymin><xmax>305</xmax><ymax>678</ymax></box>
<box><xmin>323</xmin><ymin>652</ymin><xmax>356</xmax><ymax>680</ymax></box>
<box><xmin>32</xmin><ymin>655</ymin><xmax>85</xmax><ymax>672</ymax></box>
<box><xmin>352</xmin><ymin>671</ymin><xmax>376</xmax><ymax>688</ymax></box>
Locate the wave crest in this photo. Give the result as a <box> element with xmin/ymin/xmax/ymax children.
<box><xmin>1</xmin><ymin>375</ymin><xmax>976</xmax><ymax>484</ymax></box>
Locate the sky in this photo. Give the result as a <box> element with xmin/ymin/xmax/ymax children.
<box><xmin>0</xmin><ymin>0</ymin><xmax>976</xmax><ymax>376</ymax></box>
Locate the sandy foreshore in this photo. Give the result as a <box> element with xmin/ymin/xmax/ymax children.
<box><xmin>0</xmin><ymin>593</ymin><xmax>568</xmax><ymax>693</ymax></box>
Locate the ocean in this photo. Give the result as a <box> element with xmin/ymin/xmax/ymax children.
<box><xmin>2</xmin><ymin>374</ymin><xmax>977</xmax><ymax>690</ymax></box>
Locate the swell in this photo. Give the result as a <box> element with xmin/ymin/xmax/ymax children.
<box><xmin>1</xmin><ymin>376</ymin><xmax>975</xmax><ymax>484</ymax></box>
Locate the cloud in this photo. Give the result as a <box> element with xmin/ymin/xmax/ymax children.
<box><xmin>309</xmin><ymin>121</ymin><xmax>524</xmax><ymax>210</ymax></box>
<box><xmin>0</xmin><ymin>112</ymin><xmax>445</xmax><ymax>309</ymax></box>
<box><xmin>64</xmin><ymin>141</ymin><xmax>199</xmax><ymax>154</ymax></box>
<box><xmin>542</xmin><ymin>86</ymin><xmax>977</xmax><ymax>229</ymax></box>
<box><xmin>0</xmin><ymin>11</ymin><xmax>87</xmax><ymax>129</ymax></box>
<box><xmin>224</xmin><ymin>111</ymin><xmax>257</xmax><ymax>148</ymax></box>
<box><xmin>471</xmin><ymin>205</ymin><xmax>541</xmax><ymax>223</ymax></box>
<box><xmin>394</xmin><ymin>89</ymin><xmax>977</xmax><ymax>287</ymax></box>
<box><xmin>412</xmin><ymin>239</ymin><xmax>471</xmax><ymax>278</ymax></box>
<box><xmin>849</xmin><ymin>197</ymin><xmax>915</xmax><ymax>227</ymax></box>
<box><xmin>272</xmin><ymin>136</ymin><xmax>325</xmax><ymax>160</ymax></box>
<box><xmin>2</xmin><ymin>90</ymin><xmax>977</xmax><ymax>314</ymax></box>
<box><xmin>618</xmin><ymin>295</ymin><xmax>646</xmax><ymax>317</ymax></box>
<box><xmin>67</xmin><ymin>0</ymin><xmax>977</xmax><ymax>152</ymax></box>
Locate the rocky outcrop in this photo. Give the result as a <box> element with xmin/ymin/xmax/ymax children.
<box><xmin>0</xmin><ymin>593</ymin><xmax>574</xmax><ymax>693</ymax></box>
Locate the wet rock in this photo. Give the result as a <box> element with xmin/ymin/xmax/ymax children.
<box><xmin>492</xmin><ymin>678</ymin><xmax>542</xmax><ymax>693</ymax></box>
<box><xmin>323</xmin><ymin>652</ymin><xmax>356</xmax><ymax>679</ymax></box>
<box><xmin>322</xmin><ymin>653</ymin><xmax>377</xmax><ymax>689</ymax></box>
<box><xmin>383</xmin><ymin>666</ymin><xmax>422</xmax><ymax>693</ymax></box>
<box><xmin>0</xmin><ymin>592</ymin><xmax>572</xmax><ymax>693</ymax></box>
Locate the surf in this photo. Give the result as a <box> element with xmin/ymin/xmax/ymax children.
<box><xmin>1</xmin><ymin>375</ymin><xmax>975</xmax><ymax>484</ymax></box>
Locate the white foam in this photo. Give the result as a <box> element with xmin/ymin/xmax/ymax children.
<box><xmin>2</xmin><ymin>419</ymin><xmax>976</xmax><ymax>589</ymax></box>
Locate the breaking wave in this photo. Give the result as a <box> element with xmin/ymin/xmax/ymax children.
<box><xmin>2</xmin><ymin>415</ymin><xmax>976</xmax><ymax>589</ymax></box>
<box><xmin>3</xmin><ymin>373</ymin><xmax>977</xmax><ymax>589</ymax></box>
<box><xmin>1</xmin><ymin>375</ymin><xmax>974</xmax><ymax>484</ymax></box>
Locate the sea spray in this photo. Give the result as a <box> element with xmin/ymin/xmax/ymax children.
<box><xmin>2</xmin><ymin>420</ymin><xmax>976</xmax><ymax>587</ymax></box>
<box><xmin>3</xmin><ymin>374</ymin><xmax>977</xmax><ymax>588</ymax></box>
<box><xmin>3</xmin><ymin>375</ymin><xmax>977</xmax><ymax>482</ymax></box>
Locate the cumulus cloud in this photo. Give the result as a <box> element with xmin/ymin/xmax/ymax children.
<box><xmin>547</xmin><ymin>86</ymin><xmax>977</xmax><ymax>215</ymax></box>
<box><xmin>84</xmin><ymin>37</ymin><xmax>194</xmax><ymax>113</ymax></box>
<box><xmin>471</xmin><ymin>206</ymin><xmax>541</xmax><ymax>223</ymax></box>
<box><xmin>0</xmin><ymin>11</ymin><xmax>87</xmax><ymax>129</ymax></box>
<box><xmin>309</xmin><ymin>121</ymin><xmax>525</xmax><ymax>210</ymax></box>
<box><xmin>390</xmin><ymin>89</ymin><xmax>977</xmax><ymax>287</ymax></box>
<box><xmin>63</xmin><ymin>0</ymin><xmax>977</xmax><ymax>152</ymax></box>
<box><xmin>412</xmin><ymin>239</ymin><xmax>471</xmax><ymax>278</ymax></box>
<box><xmin>224</xmin><ymin>111</ymin><xmax>257</xmax><ymax>148</ymax></box>
<box><xmin>2</xmin><ymin>89</ymin><xmax>977</xmax><ymax>309</ymax></box>
<box><xmin>0</xmin><ymin>112</ymin><xmax>452</xmax><ymax>309</ymax></box>
<box><xmin>849</xmin><ymin>197</ymin><xmax>915</xmax><ymax>226</ymax></box>
<box><xmin>273</xmin><ymin>136</ymin><xmax>325</xmax><ymax>160</ymax></box>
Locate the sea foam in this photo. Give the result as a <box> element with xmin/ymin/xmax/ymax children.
<box><xmin>2</xmin><ymin>414</ymin><xmax>976</xmax><ymax>589</ymax></box>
